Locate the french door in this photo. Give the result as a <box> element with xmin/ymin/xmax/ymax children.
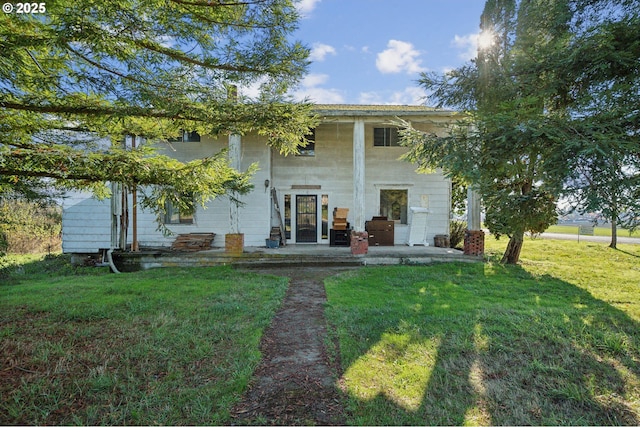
<box><xmin>296</xmin><ymin>195</ymin><xmax>317</xmax><ymax>243</ymax></box>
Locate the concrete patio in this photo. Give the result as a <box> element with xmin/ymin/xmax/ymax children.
<box><xmin>112</xmin><ymin>243</ymin><xmax>483</xmax><ymax>271</ymax></box>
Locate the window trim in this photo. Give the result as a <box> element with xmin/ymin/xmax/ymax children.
<box><xmin>296</xmin><ymin>128</ymin><xmax>316</xmax><ymax>156</ymax></box>
<box><xmin>163</xmin><ymin>197</ymin><xmax>195</xmax><ymax>225</ymax></box>
<box><xmin>168</xmin><ymin>130</ymin><xmax>201</xmax><ymax>143</ymax></box>
<box><xmin>373</xmin><ymin>127</ymin><xmax>400</xmax><ymax>147</ymax></box>
<box><xmin>379</xmin><ymin>188</ymin><xmax>409</xmax><ymax>225</ymax></box>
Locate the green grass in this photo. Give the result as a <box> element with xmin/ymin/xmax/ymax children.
<box><xmin>545</xmin><ymin>224</ymin><xmax>640</xmax><ymax>238</ymax></box>
<box><xmin>325</xmin><ymin>239</ymin><xmax>640</xmax><ymax>425</ymax></box>
<box><xmin>0</xmin><ymin>255</ymin><xmax>287</xmax><ymax>425</ymax></box>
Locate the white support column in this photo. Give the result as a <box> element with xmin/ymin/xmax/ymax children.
<box><xmin>467</xmin><ymin>187</ymin><xmax>482</xmax><ymax>230</ymax></box>
<box><xmin>229</xmin><ymin>134</ymin><xmax>241</xmax><ymax>234</ymax></box>
<box><xmin>353</xmin><ymin>118</ymin><xmax>365</xmax><ymax>232</ymax></box>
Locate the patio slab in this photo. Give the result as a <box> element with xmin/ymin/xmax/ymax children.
<box><xmin>112</xmin><ymin>244</ymin><xmax>482</xmax><ymax>271</ymax></box>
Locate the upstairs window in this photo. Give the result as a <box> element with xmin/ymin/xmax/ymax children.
<box><xmin>373</xmin><ymin>127</ymin><xmax>400</xmax><ymax>147</ymax></box>
<box><xmin>168</xmin><ymin>131</ymin><xmax>201</xmax><ymax>143</ymax></box>
<box><xmin>297</xmin><ymin>129</ymin><xmax>315</xmax><ymax>156</ymax></box>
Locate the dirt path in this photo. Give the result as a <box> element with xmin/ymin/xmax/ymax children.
<box><xmin>230</xmin><ymin>267</ymin><xmax>355</xmax><ymax>426</ymax></box>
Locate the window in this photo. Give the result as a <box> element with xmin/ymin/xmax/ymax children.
<box><xmin>164</xmin><ymin>196</ymin><xmax>194</xmax><ymax>224</ymax></box>
<box><xmin>284</xmin><ymin>194</ymin><xmax>292</xmax><ymax>239</ymax></box>
<box><xmin>321</xmin><ymin>194</ymin><xmax>329</xmax><ymax>240</ymax></box>
<box><xmin>380</xmin><ymin>189</ymin><xmax>408</xmax><ymax>224</ymax></box>
<box><xmin>373</xmin><ymin>127</ymin><xmax>400</xmax><ymax>147</ymax></box>
<box><xmin>297</xmin><ymin>129</ymin><xmax>315</xmax><ymax>156</ymax></box>
<box><xmin>168</xmin><ymin>130</ymin><xmax>201</xmax><ymax>143</ymax></box>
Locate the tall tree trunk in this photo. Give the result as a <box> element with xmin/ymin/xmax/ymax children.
<box><xmin>501</xmin><ymin>230</ymin><xmax>524</xmax><ymax>264</ymax></box>
<box><xmin>610</xmin><ymin>217</ymin><xmax>617</xmax><ymax>249</ymax></box>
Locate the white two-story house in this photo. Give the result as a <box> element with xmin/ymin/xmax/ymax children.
<box><xmin>62</xmin><ymin>104</ymin><xmax>456</xmax><ymax>255</ymax></box>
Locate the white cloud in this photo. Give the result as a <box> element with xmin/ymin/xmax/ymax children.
<box><xmin>452</xmin><ymin>33</ymin><xmax>479</xmax><ymax>61</ymax></box>
<box><xmin>295</xmin><ymin>0</ymin><xmax>321</xmax><ymax>18</ymax></box>
<box><xmin>376</xmin><ymin>40</ymin><xmax>426</xmax><ymax>74</ymax></box>
<box><xmin>358</xmin><ymin>86</ymin><xmax>426</xmax><ymax>105</ymax></box>
<box><xmin>309</xmin><ymin>43</ymin><xmax>336</xmax><ymax>62</ymax></box>
<box><xmin>389</xmin><ymin>87</ymin><xmax>427</xmax><ymax>105</ymax></box>
<box><xmin>291</xmin><ymin>73</ymin><xmax>344</xmax><ymax>103</ymax></box>
<box><xmin>301</xmin><ymin>73</ymin><xmax>329</xmax><ymax>87</ymax></box>
<box><xmin>239</xmin><ymin>76</ymin><xmax>268</xmax><ymax>99</ymax></box>
<box><xmin>358</xmin><ymin>91</ymin><xmax>384</xmax><ymax>104</ymax></box>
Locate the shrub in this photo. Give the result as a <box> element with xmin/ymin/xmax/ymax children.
<box><xmin>449</xmin><ymin>220</ymin><xmax>467</xmax><ymax>248</ymax></box>
<box><xmin>0</xmin><ymin>199</ymin><xmax>62</xmax><ymax>254</ymax></box>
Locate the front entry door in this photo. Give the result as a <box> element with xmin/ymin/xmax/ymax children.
<box><xmin>296</xmin><ymin>195</ymin><xmax>317</xmax><ymax>243</ymax></box>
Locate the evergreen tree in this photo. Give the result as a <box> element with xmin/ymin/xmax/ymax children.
<box><xmin>561</xmin><ymin>10</ymin><xmax>640</xmax><ymax>248</ymax></box>
<box><xmin>1</xmin><ymin>0</ymin><xmax>316</xmax><ymax>217</ymax></box>
<box><xmin>400</xmin><ymin>0</ymin><xmax>640</xmax><ymax>263</ymax></box>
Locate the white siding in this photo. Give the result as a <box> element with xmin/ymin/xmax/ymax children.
<box><xmin>62</xmin><ymin>109</ymin><xmax>453</xmax><ymax>252</ymax></box>
<box><xmin>236</xmin><ymin>133</ymin><xmax>271</xmax><ymax>246</ymax></box>
<box><xmin>62</xmin><ymin>192</ymin><xmax>112</xmax><ymax>253</ymax></box>
<box><xmin>271</xmin><ymin>122</ymin><xmax>355</xmax><ymax>243</ymax></box>
<box><xmin>364</xmin><ymin>120</ymin><xmax>451</xmax><ymax>244</ymax></box>
<box><xmin>271</xmin><ymin>119</ymin><xmax>451</xmax><ymax>245</ymax></box>
<box><xmin>136</xmin><ymin>134</ymin><xmax>271</xmax><ymax>248</ymax></box>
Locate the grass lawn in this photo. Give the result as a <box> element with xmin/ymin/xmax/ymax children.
<box><xmin>545</xmin><ymin>224</ymin><xmax>640</xmax><ymax>238</ymax></box>
<box><xmin>0</xmin><ymin>256</ymin><xmax>287</xmax><ymax>425</ymax></box>
<box><xmin>325</xmin><ymin>239</ymin><xmax>640</xmax><ymax>425</ymax></box>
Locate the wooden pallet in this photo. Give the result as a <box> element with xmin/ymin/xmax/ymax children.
<box><xmin>171</xmin><ymin>233</ymin><xmax>215</xmax><ymax>251</ymax></box>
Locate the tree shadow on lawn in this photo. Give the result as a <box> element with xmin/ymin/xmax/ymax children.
<box><xmin>615</xmin><ymin>248</ymin><xmax>640</xmax><ymax>259</ymax></box>
<box><xmin>326</xmin><ymin>263</ymin><xmax>640</xmax><ymax>426</ymax></box>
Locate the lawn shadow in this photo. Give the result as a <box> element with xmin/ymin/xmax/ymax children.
<box><xmin>615</xmin><ymin>248</ymin><xmax>640</xmax><ymax>258</ymax></box>
<box><xmin>327</xmin><ymin>262</ymin><xmax>640</xmax><ymax>425</ymax></box>
<box><xmin>0</xmin><ymin>253</ymin><xmax>104</xmax><ymax>285</ymax></box>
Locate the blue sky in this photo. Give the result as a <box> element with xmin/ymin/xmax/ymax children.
<box><xmin>289</xmin><ymin>0</ymin><xmax>486</xmax><ymax>105</ymax></box>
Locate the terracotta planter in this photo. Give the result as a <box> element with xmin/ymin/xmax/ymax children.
<box><xmin>225</xmin><ymin>233</ymin><xmax>244</xmax><ymax>256</ymax></box>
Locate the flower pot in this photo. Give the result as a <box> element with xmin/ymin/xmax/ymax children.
<box><xmin>265</xmin><ymin>238</ymin><xmax>280</xmax><ymax>249</ymax></box>
<box><xmin>225</xmin><ymin>233</ymin><xmax>244</xmax><ymax>255</ymax></box>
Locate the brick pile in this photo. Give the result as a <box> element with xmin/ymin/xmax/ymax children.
<box><xmin>171</xmin><ymin>233</ymin><xmax>215</xmax><ymax>251</ymax></box>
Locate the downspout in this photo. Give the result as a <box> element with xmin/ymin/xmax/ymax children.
<box><xmin>107</xmin><ymin>248</ymin><xmax>121</xmax><ymax>274</ymax></box>
<box><xmin>109</xmin><ymin>181</ymin><xmax>122</xmax><ymax>274</ymax></box>
<box><xmin>131</xmin><ymin>135</ymin><xmax>139</xmax><ymax>251</ymax></box>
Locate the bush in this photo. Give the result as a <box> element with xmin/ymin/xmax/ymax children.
<box><xmin>0</xmin><ymin>199</ymin><xmax>62</xmax><ymax>254</ymax></box>
<box><xmin>0</xmin><ymin>232</ymin><xmax>8</xmax><ymax>278</ymax></box>
<box><xmin>449</xmin><ymin>220</ymin><xmax>467</xmax><ymax>248</ymax></box>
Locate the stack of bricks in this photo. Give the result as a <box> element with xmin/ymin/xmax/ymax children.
<box><xmin>350</xmin><ymin>231</ymin><xmax>369</xmax><ymax>255</ymax></box>
<box><xmin>332</xmin><ymin>208</ymin><xmax>349</xmax><ymax>230</ymax></box>
<box><xmin>225</xmin><ymin>233</ymin><xmax>244</xmax><ymax>255</ymax></box>
<box><xmin>171</xmin><ymin>233</ymin><xmax>215</xmax><ymax>251</ymax></box>
<box><xmin>463</xmin><ymin>230</ymin><xmax>485</xmax><ymax>256</ymax></box>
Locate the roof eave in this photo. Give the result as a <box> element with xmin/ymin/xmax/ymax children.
<box><xmin>312</xmin><ymin>104</ymin><xmax>460</xmax><ymax>118</ymax></box>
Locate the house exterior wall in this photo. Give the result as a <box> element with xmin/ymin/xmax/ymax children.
<box><xmin>136</xmin><ymin>134</ymin><xmax>271</xmax><ymax>248</ymax></box>
<box><xmin>363</xmin><ymin>120</ymin><xmax>450</xmax><ymax>245</ymax></box>
<box><xmin>61</xmin><ymin>192</ymin><xmax>112</xmax><ymax>253</ymax></box>
<box><xmin>271</xmin><ymin>118</ymin><xmax>451</xmax><ymax>245</ymax></box>
<box><xmin>271</xmin><ymin>121</ymin><xmax>355</xmax><ymax>244</ymax></box>
<box><xmin>61</xmin><ymin>106</ymin><xmax>455</xmax><ymax>253</ymax></box>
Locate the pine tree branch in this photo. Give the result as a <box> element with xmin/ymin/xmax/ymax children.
<box><xmin>1</xmin><ymin>100</ymin><xmax>199</xmax><ymax>121</ymax></box>
<box><xmin>131</xmin><ymin>38</ymin><xmax>269</xmax><ymax>74</ymax></box>
<box><xmin>66</xmin><ymin>45</ymin><xmax>174</xmax><ymax>93</ymax></box>
<box><xmin>169</xmin><ymin>0</ymin><xmax>268</xmax><ymax>7</ymax></box>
